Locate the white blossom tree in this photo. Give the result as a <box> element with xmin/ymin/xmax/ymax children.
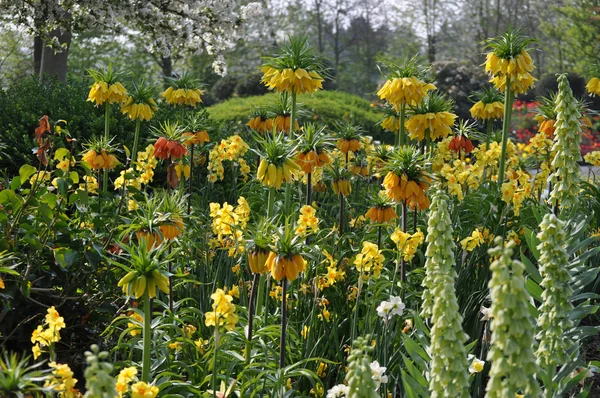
<box><xmin>0</xmin><ymin>0</ymin><xmax>261</xmax><ymax>80</ymax></box>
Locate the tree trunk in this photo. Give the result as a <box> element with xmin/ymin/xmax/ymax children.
<box><xmin>161</xmin><ymin>56</ymin><xmax>173</xmax><ymax>87</ymax></box>
<box><xmin>34</xmin><ymin>35</ymin><xmax>43</xmax><ymax>76</ymax></box>
<box><xmin>39</xmin><ymin>29</ymin><xmax>71</xmax><ymax>82</ymax></box>
<box><xmin>427</xmin><ymin>35</ymin><xmax>436</xmax><ymax>63</ymax></box>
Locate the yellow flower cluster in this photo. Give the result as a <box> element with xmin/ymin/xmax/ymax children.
<box><xmin>88</xmin><ymin>81</ymin><xmax>128</xmax><ymax>106</ymax></box>
<box><xmin>471</xmin><ymin>141</ymin><xmax>518</xmax><ymax>178</ymax></box>
<box><xmin>136</xmin><ymin>144</ymin><xmax>158</xmax><ymax>184</ymax></box>
<box><xmin>208</xmin><ymin>135</ymin><xmax>249</xmax><ymax>182</ymax></box>
<box><xmin>485</xmin><ymin>51</ymin><xmax>535</xmax><ymax>94</ymax></box>
<box><xmin>205</xmin><ymin>288</ymin><xmax>238</xmax><ymax>331</ymax></box>
<box><xmin>383</xmin><ymin>172</ymin><xmax>430</xmax><ymax>210</ymax></box>
<box><xmin>460</xmin><ymin>228</ymin><xmax>485</xmax><ymax>251</ymax></box>
<box><xmin>405</xmin><ymin>112</ymin><xmax>457</xmax><ymax>141</ymax></box>
<box><xmin>354</xmin><ymin>241</ymin><xmax>385</xmax><ymax>278</ymax></box>
<box><xmin>29</xmin><ymin>171</ymin><xmax>51</xmax><ymax>186</ymax></box>
<box><xmin>317</xmin><ymin>250</ymin><xmax>346</xmax><ymax>290</ymax></box>
<box><xmin>261</xmin><ymin>67</ymin><xmax>324</xmax><ymax>94</ymax></box>
<box><xmin>377</xmin><ymin>77</ymin><xmax>436</xmax><ymax>110</ymax></box>
<box><xmin>584</xmin><ymin>151</ymin><xmax>600</xmax><ymax>166</ymax></box>
<box><xmin>586</xmin><ymin>77</ymin><xmax>600</xmax><ymax>96</ymax></box>
<box><xmin>257</xmin><ymin>158</ymin><xmax>299</xmax><ymax>189</ymax></box>
<box><xmin>390</xmin><ymin>228</ymin><xmax>424</xmax><ymax>261</ymax></box>
<box><xmin>114</xmin><ymin>167</ymin><xmax>142</xmax><ymax>191</ymax></box>
<box><xmin>121</xmin><ymin>97</ymin><xmax>158</xmax><ymax>121</ymax></box>
<box><xmin>131</xmin><ymin>381</ymin><xmax>159</xmax><ymax>398</ymax></box>
<box><xmin>439</xmin><ymin>160</ymin><xmax>483</xmax><ymax>201</ymax></box>
<box><xmin>501</xmin><ymin>170</ymin><xmax>533</xmax><ymax>216</ymax></box>
<box><xmin>78</xmin><ymin>175</ymin><xmax>99</xmax><ymax>195</ymax></box>
<box><xmin>469</xmin><ymin>101</ymin><xmax>504</xmax><ymax>120</ymax></box>
<box><xmin>116</xmin><ymin>367</ymin><xmax>138</xmax><ymax>397</ymax></box>
<box><xmin>209</xmin><ymin>197</ymin><xmax>250</xmax><ymax>257</ymax></box>
<box><xmin>31</xmin><ymin>306</ymin><xmax>65</xmax><ymax>360</ymax></box>
<box><xmin>161</xmin><ymin>87</ymin><xmax>203</xmax><ymax>107</ymax></box>
<box><xmin>295</xmin><ymin>205</ymin><xmax>319</xmax><ymax>236</ymax></box>
<box><xmin>381</xmin><ymin>116</ymin><xmax>400</xmax><ymax>133</ymax></box>
<box><xmin>127</xmin><ymin>312</ymin><xmax>143</xmax><ymax>337</ymax></box>
<box><xmin>46</xmin><ymin>362</ymin><xmax>79</xmax><ymax>398</ymax></box>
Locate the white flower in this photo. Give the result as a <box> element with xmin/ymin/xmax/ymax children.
<box><xmin>370</xmin><ymin>360</ymin><xmax>388</xmax><ymax>389</ymax></box>
<box><xmin>376</xmin><ymin>296</ymin><xmax>405</xmax><ymax>321</ymax></box>
<box><xmin>468</xmin><ymin>357</ymin><xmax>485</xmax><ymax>374</ymax></box>
<box><xmin>480</xmin><ymin>306</ymin><xmax>491</xmax><ymax>321</ymax></box>
<box><xmin>326</xmin><ymin>384</ymin><xmax>349</xmax><ymax>398</ymax></box>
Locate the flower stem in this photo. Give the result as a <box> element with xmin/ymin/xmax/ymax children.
<box><xmin>188</xmin><ymin>143</ymin><xmax>195</xmax><ymax>214</ymax></box>
<box><xmin>339</xmin><ymin>193</ymin><xmax>345</xmax><ymax>235</ymax></box>
<box><xmin>212</xmin><ymin>327</ymin><xmax>220</xmax><ymax>398</ymax></box>
<box><xmin>400</xmin><ymin>200</ymin><xmax>407</xmax><ymax>284</ymax></box>
<box><xmin>245</xmin><ymin>272</ymin><xmax>260</xmax><ymax>364</ymax></box>
<box><xmin>399</xmin><ymin>103</ymin><xmax>406</xmax><ymax>147</ymax></box>
<box><xmin>103</xmin><ymin>102</ymin><xmax>110</xmax><ymax>194</ymax></box>
<box><xmin>306</xmin><ymin>172</ymin><xmax>312</xmax><ymax>206</ymax></box>
<box><xmin>142</xmin><ymin>289</ymin><xmax>151</xmax><ymax>382</ymax></box>
<box><xmin>131</xmin><ymin>119</ymin><xmax>141</xmax><ymax>164</ymax></box>
<box><xmin>497</xmin><ymin>79</ymin><xmax>514</xmax><ymax>186</ymax></box>
<box><xmin>290</xmin><ymin>91</ymin><xmax>297</xmax><ymax>136</ymax></box>
<box><xmin>279</xmin><ymin>280</ymin><xmax>288</xmax><ymax>369</ymax></box>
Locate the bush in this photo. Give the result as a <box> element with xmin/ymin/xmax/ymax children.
<box><xmin>206</xmin><ymin>90</ymin><xmax>388</xmax><ymax>141</ymax></box>
<box><xmin>432</xmin><ymin>61</ymin><xmax>488</xmax><ymax>120</ymax></box>
<box><xmin>536</xmin><ymin>72</ymin><xmax>586</xmax><ymax>98</ymax></box>
<box><xmin>211</xmin><ymin>74</ymin><xmax>239</xmax><ymax>102</ymax></box>
<box><xmin>234</xmin><ymin>71</ymin><xmax>268</xmax><ymax>98</ymax></box>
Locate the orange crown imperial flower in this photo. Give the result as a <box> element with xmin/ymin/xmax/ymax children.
<box><xmin>82</xmin><ymin>149</ymin><xmax>119</xmax><ymax>170</ymax></box>
<box><xmin>267</xmin><ymin>252</ymin><xmax>306</xmax><ymax>281</ymax></box>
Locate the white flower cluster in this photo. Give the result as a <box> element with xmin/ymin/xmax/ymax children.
<box><xmin>376</xmin><ymin>296</ymin><xmax>405</xmax><ymax>321</ymax></box>
<box><xmin>326</xmin><ymin>360</ymin><xmax>388</xmax><ymax>397</ymax></box>
<box><xmin>0</xmin><ymin>0</ymin><xmax>262</xmax><ymax>75</ymax></box>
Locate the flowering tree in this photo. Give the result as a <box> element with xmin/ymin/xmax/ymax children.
<box><xmin>1</xmin><ymin>0</ymin><xmax>261</xmax><ymax>80</ymax></box>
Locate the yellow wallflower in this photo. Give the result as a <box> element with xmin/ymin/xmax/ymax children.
<box><xmin>354</xmin><ymin>242</ymin><xmax>384</xmax><ymax>278</ymax></box>
<box><xmin>391</xmin><ymin>228</ymin><xmax>424</xmax><ymax>261</ymax></box>
<box><xmin>131</xmin><ymin>381</ymin><xmax>159</xmax><ymax>398</ymax></box>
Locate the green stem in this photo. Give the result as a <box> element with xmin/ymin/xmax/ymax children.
<box><xmin>131</xmin><ymin>119</ymin><xmax>141</xmax><ymax>163</ymax></box>
<box><xmin>268</xmin><ymin>187</ymin><xmax>275</xmax><ymax>218</ymax></box>
<box><xmin>497</xmin><ymin>79</ymin><xmax>514</xmax><ymax>186</ymax></box>
<box><xmin>103</xmin><ymin>102</ymin><xmax>110</xmax><ymax>194</ymax></box>
<box><xmin>212</xmin><ymin>327</ymin><xmax>220</xmax><ymax>398</ymax></box>
<box><xmin>245</xmin><ymin>273</ymin><xmax>260</xmax><ymax>364</ymax></box>
<box><xmin>290</xmin><ymin>91</ymin><xmax>297</xmax><ymax>136</ymax></box>
<box><xmin>399</xmin><ymin>103</ymin><xmax>406</xmax><ymax>147</ymax></box>
<box><xmin>142</xmin><ymin>289</ymin><xmax>151</xmax><ymax>382</ymax></box>
<box><xmin>279</xmin><ymin>280</ymin><xmax>288</xmax><ymax>369</ymax></box>
<box><xmin>188</xmin><ymin>144</ymin><xmax>194</xmax><ymax>214</ymax></box>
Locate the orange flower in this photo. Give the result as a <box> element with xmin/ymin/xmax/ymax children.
<box><xmin>296</xmin><ymin>150</ymin><xmax>331</xmax><ymax>174</ymax></box>
<box><xmin>82</xmin><ymin>149</ymin><xmax>119</xmax><ymax>170</ymax></box>
<box><xmin>337</xmin><ymin>139</ymin><xmax>361</xmax><ymax>154</ymax></box>
<box><xmin>247</xmin><ymin>116</ymin><xmax>274</xmax><ymax>133</ymax></box>
<box><xmin>383</xmin><ymin>172</ymin><xmax>430</xmax><ymax>210</ymax></box>
<box><xmin>365</xmin><ymin>206</ymin><xmax>398</xmax><ymax>223</ymax></box>
<box><xmin>273</xmin><ymin>115</ymin><xmax>299</xmax><ymax>134</ymax></box>
<box><xmin>332</xmin><ymin>179</ymin><xmax>352</xmax><ymax>196</ymax></box>
<box><xmin>448</xmin><ymin>136</ymin><xmax>474</xmax><ymax>154</ymax></box>
<box><xmin>154</xmin><ymin>137</ymin><xmax>188</xmax><ymax>160</ymax></box>
<box><xmin>159</xmin><ymin>216</ymin><xmax>184</xmax><ymax>240</ymax></box>
<box><xmin>136</xmin><ymin>230</ymin><xmax>163</xmax><ymax>249</ymax></box>
<box><xmin>266</xmin><ymin>252</ymin><xmax>306</xmax><ymax>281</ymax></box>
<box><xmin>183</xmin><ymin>131</ymin><xmax>210</xmax><ymax>146</ymax></box>
<box><xmin>248</xmin><ymin>249</ymin><xmax>270</xmax><ymax>274</ymax></box>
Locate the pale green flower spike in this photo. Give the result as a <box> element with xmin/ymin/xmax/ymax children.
<box><xmin>535</xmin><ymin>213</ymin><xmax>574</xmax><ymax>368</ymax></box>
<box><xmin>347</xmin><ymin>336</ymin><xmax>378</xmax><ymax>398</ymax></box>
<box><xmin>84</xmin><ymin>345</ymin><xmax>117</xmax><ymax>398</ymax></box>
<box><xmin>424</xmin><ymin>188</ymin><xmax>471</xmax><ymax>397</ymax></box>
<box><xmin>421</xmin><ymin>186</ymin><xmax>455</xmax><ymax>319</ymax></box>
<box><xmin>548</xmin><ymin>73</ymin><xmax>582</xmax><ymax>209</ymax></box>
<box><xmin>486</xmin><ymin>238</ymin><xmax>541</xmax><ymax>398</ymax></box>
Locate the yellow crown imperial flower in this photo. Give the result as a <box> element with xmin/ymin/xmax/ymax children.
<box><xmin>87</xmin><ymin>64</ymin><xmax>128</xmax><ymax>106</ymax></box>
<box><xmin>121</xmin><ymin>97</ymin><xmax>158</xmax><ymax>121</ymax></box>
<box><xmin>260</xmin><ymin>36</ymin><xmax>327</xmax><ymax>95</ymax></box>
<box><xmin>161</xmin><ymin>73</ymin><xmax>203</xmax><ymax>107</ymax></box>
<box><xmin>377</xmin><ymin>76</ymin><xmax>436</xmax><ymax>110</ymax></box>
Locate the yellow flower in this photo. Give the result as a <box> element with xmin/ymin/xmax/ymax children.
<box><xmin>405</xmin><ymin>112</ymin><xmax>457</xmax><ymax>141</ymax></box>
<box><xmin>301</xmin><ymin>325</ymin><xmax>310</xmax><ymax>339</ymax></box>
<box><xmin>377</xmin><ymin>76</ymin><xmax>436</xmax><ymax>110</ymax></box>
<box><xmin>381</xmin><ymin>116</ymin><xmax>400</xmax><ymax>133</ymax></box>
<box><xmin>161</xmin><ymin>87</ymin><xmax>203</xmax><ymax>107</ymax></box>
<box><xmin>354</xmin><ymin>242</ymin><xmax>384</xmax><ymax>277</ymax></box>
<box><xmin>391</xmin><ymin>228</ymin><xmax>424</xmax><ymax>261</ymax></box>
<box><xmin>88</xmin><ymin>81</ymin><xmax>128</xmax><ymax>106</ymax></box>
<box><xmin>127</xmin><ymin>312</ymin><xmax>143</xmax><ymax>337</ymax></box>
<box><xmin>469</xmin><ymin>100</ymin><xmax>504</xmax><ymax>120</ymax></box>
<box><xmin>261</xmin><ymin>67</ymin><xmax>324</xmax><ymax>94</ymax></box>
<box><xmin>131</xmin><ymin>381</ymin><xmax>159</xmax><ymax>398</ymax></box>
<box><xmin>32</xmin><ymin>344</ymin><xmax>42</xmax><ymax>360</ymax></box>
<box><xmin>45</xmin><ymin>306</ymin><xmax>66</xmax><ymax>330</ymax></box>
<box><xmin>121</xmin><ymin>97</ymin><xmax>158</xmax><ymax>121</ymax></box>
<box><xmin>586</xmin><ymin>77</ymin><xmax>600</xmax><ymax>96</ymax></box>
<box><xmin>174</xmin><ymin>163</ymin><xmax>191</xmax><ymax>180</ymax></box>
<box><xmin>484</xmin><ymin>49</ymin><xmax>535</xmax><ymax>94</ymax></box>
<box><xmin>460</xmin><ymin>229</ymin><xmax>485</xmax><ymax>252</ymax></box>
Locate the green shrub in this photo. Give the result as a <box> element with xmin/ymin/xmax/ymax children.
<box><xmin>206</xmin><ymin>91</ymin><xmax>387</xmax><ymax>141</ymax></box>
<box><xmin>234</xmin><ymin>71</ymin><xmax>268</xmax><ymax>97</ymax></box>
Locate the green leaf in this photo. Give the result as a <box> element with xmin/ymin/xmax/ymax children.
<box><xmin>54</xmin><ymin>148</ymin><xmax>70</xmax><ymax>161</ymax></box>
<box><xmin>521</xmin><ymin>249</ymin><xmax>542</xmax><ymax>283</ymax></box>
<box><xmin>40</xmin><ymin>192</ymin><xmax>58</xmax><ymax>209</ymax></box>
<box><xmin>19</xmin><ymin>164</ymin><xmax>37</xmax><ymax>186</ymax></box>
<box><xmin>526</xmin><ymin>278</ymin><xmax>543</xmax><ymax>301</ymax></box>
<box><xmin>69</xmin><ymin>171</ymin><xmax>79</xmax><ymax>184</ymax></box>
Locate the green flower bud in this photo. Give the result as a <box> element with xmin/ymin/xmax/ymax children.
<box><xmin>486</xmin><ymin>238</ymin><xmax>541</xmax><ymax>398</ymax></box>
<box><xmin>548</xmin><ymin>73</ymin><xmax>582</xmax><ymax>209</ymax></box>
<box><xmin>421</xmin><ymin>188</ymin><xmax>470</xmax><ymax>397</ymax></box>
<box><xmin>535</xmin><ymin>213</ymin><xmax>574</xmax><ymax>368</ymax></box>
<box><xmin>347</xmin><ymin>336</ymin><xmax>379</xmax><ymax>398</ymax></box>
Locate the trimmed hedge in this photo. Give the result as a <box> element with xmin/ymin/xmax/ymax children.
<box><xmin>207</xmin><ymin>90</ymin><xmax>387</xmax><ymax>140</ymax></box>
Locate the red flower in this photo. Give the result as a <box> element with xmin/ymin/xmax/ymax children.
<box><xmin>448</xmin><ymin>136</ymin><xmax>474</xmax><ymax>154</ymax></box>
<box><xmin>154</xmin><ymin>137</ymin><xmax>188</xmax><ymax>160</ymax></box>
